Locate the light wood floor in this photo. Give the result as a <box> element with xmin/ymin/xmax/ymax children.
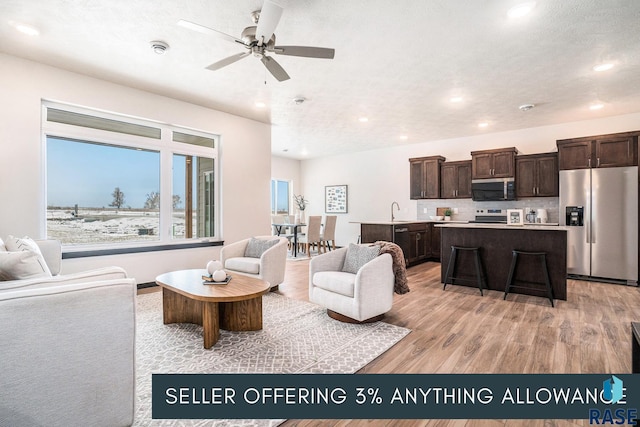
<box><xmin>140</xmin><ymin>260</ymin><xmax>640</xmax><ymax>426</ymax></box>
<box><xmin>273</xmin><ymin>259</ymin><xmax>640</xmax><ymax>427</ymax></box>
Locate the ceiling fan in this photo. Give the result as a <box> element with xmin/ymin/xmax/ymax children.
<box><xmin>178</xmin><ymin>0</ymin><xmax>335</xmax><ymax>82</ymax></box>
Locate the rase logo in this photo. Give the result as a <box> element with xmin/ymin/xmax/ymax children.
<box><xmin>589</xmin><ymin>376</ymin><xmax>636</xmax><ymax>425</ymax></box>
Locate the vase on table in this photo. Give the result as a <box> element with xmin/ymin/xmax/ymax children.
<box><xmin>299</xmin><ymin>209</ymin><xmax>305</xmax><ymax>224</ymax></box>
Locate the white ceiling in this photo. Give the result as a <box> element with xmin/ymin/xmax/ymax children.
<box><xmin>1</xmin><ymin>1</ymin><xmax>640</xmax><ymax>159</ymax></box>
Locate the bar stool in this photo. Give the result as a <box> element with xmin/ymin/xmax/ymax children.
<box><xmin>503</xmin><ymin>250</ymin><xmax>554</xmax><ymax>307</ymax></box>
<box><xmin>443</xmin><ymin>246</ymin><xmax>487</xmax><ymax>296</ymax></box>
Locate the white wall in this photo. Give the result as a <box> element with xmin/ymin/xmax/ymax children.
<box><xmin>301</xmin><ymin>112</ymin><xmax>640</xmax><ymax>246</ymax></box>
<box><xmin>0</xmin><ymin>53</ymin><xmax>272</xmax><ymax>283</ymax></box>
<box><xmin>271</xmin><ymin>155</ymin><xmax>301</xmax><ymax>194</ymax></box>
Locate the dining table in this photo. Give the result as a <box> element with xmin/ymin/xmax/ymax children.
<box><xmin>272</xmin><ymin>222</ymin><xmax>306</xmax><ymax>257</ymax></box>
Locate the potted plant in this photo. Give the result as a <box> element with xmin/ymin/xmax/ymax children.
<box><xmin>444</xmin><ymin>209</ymin><xmax>452</xmax><ymax>221</ymax></box>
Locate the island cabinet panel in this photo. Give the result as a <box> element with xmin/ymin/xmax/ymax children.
<box><xmin>430</xmin><ymin>224</ymin><xmax>441</xmax><ymax>260</ymax></box>
<box><xmin>471</xmin><ymin>147</ymin><xmax>517</xmax><ymax>179</ymax></box>
<box><xmin>440</xmin><ymin>226</ymin><xmax>567</xmax><ymax>300</ymax></box>
<box><xmin>441</xmin><ymin>160</ymin><xmax>472</xmax><ymax>198</ymax></box>
<box><xmin>409</xmin><ymin>156</ymin><xmax>445</xmax><ymax>199</ymax></box>
<box><xmin>516</xmin><ymin>152</ymin><xmax>558</xmax><ymax>197</ymax></box>
<box><xmin>557</xmin><ymin>132</ymin><xmax>638</xmax><ymax>170</ymax></box>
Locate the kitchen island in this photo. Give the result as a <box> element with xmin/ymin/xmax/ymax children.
<box><xmin>437</xmin><ymin>223</ymin><xmax>568</xmax><ymax>300</ymax></box>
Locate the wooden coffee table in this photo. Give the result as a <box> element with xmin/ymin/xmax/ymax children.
<box><xmin>155</xmin><ymin>269</ymin><xmax>271</xmax><ymax>349</ymax></box>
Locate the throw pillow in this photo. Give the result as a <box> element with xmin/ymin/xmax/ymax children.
<box><xmin>342</xmin><ymin>243</ymin><xmax>380</xmax><ymax>274</ymax></box>
<box><xmin>244</xmin><ymin>237</ymin><xmax>279</xmax><ymax>258</ymax></box>
<box><xmin>0</xmin><ymin>250</ymin><xmax>51</xmax><ymax>281</ymax></box>
<box><xmin>4</xmin><ymin>235</ymin><xmax>52</xmax><ymax>277</ymax></box>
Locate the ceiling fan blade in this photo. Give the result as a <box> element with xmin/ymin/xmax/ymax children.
<box><xmin>255</xmin><ymin>0</ymin><xmax>283</xmax><ymax>46</ymax></box>
<box><xmin>261</xmin><ymin>55</ymin><xmax>290</xmax><ymax>81</ymax></box>
<box><xmin>272</xmin><ymin>46</ymin><xmax>335</xmax><ymax>59</ymax></box>
<box><xmin>177</xmin><ymin>19</ymin><xmax>245</xmax><ymax>46</ymax></box>
<box><xmin>206</xmin><ymin>52</ymin><xmax>251</xmax><ymax>71</ymax></box>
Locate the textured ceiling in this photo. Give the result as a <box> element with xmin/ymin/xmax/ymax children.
<box><xmin>1</xmin><ymin>0</ymin><xmax>640</xmax><ymax>159</ymax></box>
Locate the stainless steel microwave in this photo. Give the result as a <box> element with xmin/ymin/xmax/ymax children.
<box><xmin>471</xmin><ymin>178</ymin><xmax>516</xmax><ymax>201</ymax></box>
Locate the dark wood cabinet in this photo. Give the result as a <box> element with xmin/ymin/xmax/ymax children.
<box><xmin>408</xmin><ymin>223</ymin><xmax>430</xmax><ymax>264</ymax></box>
<box><xmin>557</xmin><ymin>132</ymin><xmax>638</xmax><ymax>170</ymax></box>
<box><xmin>516</xmin><ymin>153</ymin><xmax>558</xmax><ymax>197</ymax></box>
<box><xmin>471</xmin><ymin>147</ymin><xmax>517</xmax><ymax>179</ymax></box>
<box><xmin>409</xmin><ymin>156</ymin><xmax>445</xmax><ymax>199</ymax></box>
<box><xmin>440</xmin><ymin>160</ymin><xmax>472</xmax><ymax>198</ymax></box>
<box><xmin>360</xmin><ymin>222</ymin><xmax>440</xmax><ymax>266</ymax></box>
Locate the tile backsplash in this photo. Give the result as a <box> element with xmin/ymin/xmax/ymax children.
<box><xmin>417</xmin><ymin>197</ymin><xmax>560</xmax><ymax>223</ymax></box>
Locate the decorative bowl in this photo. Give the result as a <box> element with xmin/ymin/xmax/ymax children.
<box><xmin>430</xmin><ymin>215</ymin><xmax>444</xmax><ymax>221</ymax></box>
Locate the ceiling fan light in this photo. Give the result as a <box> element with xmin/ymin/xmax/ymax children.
<box><xmin>10</xmin><ymin>21</ymin><xmax>39</xmax><ymax>36</ymax></box>
<box><xmin>507</xmin><ymin>1</ymin><xmax>536</xmax><ymax>19</ymax></box>
<box><xmin>593</xmin><ymin>63</ymin><xmax>614</xmax><ymax>72</ymax></box>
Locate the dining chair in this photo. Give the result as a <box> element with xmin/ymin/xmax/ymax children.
<box><xmin>297</xmin><ymin>215</ymin><xmax>322</xmax><ymax>257</ymax></box>
<box><xmin>319</xmin><ymin>215</ymin><xmax>337</xmax><ymax>252</ymax></box>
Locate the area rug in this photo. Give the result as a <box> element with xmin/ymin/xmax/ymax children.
<box><xmin>133</xmin><ymin>291</ymin><xmax>410</xmax><ymax>426</ymax></box>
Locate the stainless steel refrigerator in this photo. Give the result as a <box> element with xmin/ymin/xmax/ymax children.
<box><xmin>560</xmin><ymin>166</ymin><xmax>638</xmax><ymax>284</ymax></box>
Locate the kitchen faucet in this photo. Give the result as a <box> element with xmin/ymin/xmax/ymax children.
<box><xmin>391</xmin><ymin>201</ymin><xmax>400</xmax><ymax>222</ymax></box>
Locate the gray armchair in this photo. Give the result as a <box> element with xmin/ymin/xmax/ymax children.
<box><xmin>309</xmin><ymin>246</ymin><xmax>394</xmax><ymax>323</ymax></box>
<box><xmin>0</xmin><ymin>240</ymin><xmax>136</xmax><ymax>427</ymax></box>
<box><xmin>220</xmin><ymin>235</ymin><xmax>288</xmax><ymax>290</ymax></box>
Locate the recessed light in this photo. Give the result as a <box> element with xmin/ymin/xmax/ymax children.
<box><xmin>399</xmin><ymin>135</ymin><xmax>409</xmax><ymax>140</ymax></box>
<box><xmin>358</xmin><ymin>117</ymin><xmax>368</xmax><ymax>122</ymax></box>
<box><xmin>10</xmin><ymin>21</ymin><xmax>39</xmax><ymax>36</ymax></box>
<box><xmin>450</xmin><ymin>96</ymin><xmax>463</xmax><ymax>103</ymax></box>
<box><xmin>593</xmin><ymin>63</ymin><xmax>614</xmax><ymax>72</ymax></box>
<box><xmin>507</xmin><ymin>1</ymin><xmax>536</xmax><ymax>18</ymax></box>
<box><xmin>478</xmin><ymin>122</ymin><xmax>489</xmax><ymax>128</ymax></box>
<box><xmin>254</xmin><ymin>101</ymin><xmax>266</xmax><ymax>108</ymax></box>
<box><xmin>589</xmin><ymin>103</ymin><xmax>604</xmax><ymax>111</ymax></box>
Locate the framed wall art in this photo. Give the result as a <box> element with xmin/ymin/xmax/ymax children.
<box><xmin>507</xmin><ymin>209</ymin><xmax>524</xmax><ymax>226</ymax></box>
<box><xmin>325</xmin><ymin>185</ymin><xmax>348</xmax><ymax>213</ymax></box>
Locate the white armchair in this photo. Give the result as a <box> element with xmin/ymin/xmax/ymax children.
<box><xmin>0</xmin><ymin>240</ymin><xmax>136</xmax><ymax>427</ymax></box>
<box><xmin>309</xmin><ymin>246</ymin><xmax>395</xmax><ymax>323</ymax></box>
<box><xmin>220</xmin><ymin>235</ymin><xmax>288</xmax><ymax>290</ymax></box>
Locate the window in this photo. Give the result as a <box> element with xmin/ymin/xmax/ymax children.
<box><xmin>43</xmin><ymin>103</ymin><xmax>219</xmax><ymax>248</ymax></box>
<box><xmin>270</xmin><ymin>179</ymin><xmax>291</xmax><ymax>215</ymax></box>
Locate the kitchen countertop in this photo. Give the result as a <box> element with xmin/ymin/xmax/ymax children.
<box><xmin>353</xmin><ymin>220</ymin><xmax>469</xmax><ymax>225</ymax></box>
<box><xmin>435</xmin><ymin>222</ymin><xmax>566</xmax><ymax>231</ymax></box>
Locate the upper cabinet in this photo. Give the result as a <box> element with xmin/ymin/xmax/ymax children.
<box><xmin>409</xmin><ymin>156</ymin><xmax>445</xmax><ymax>199</ymax></box>
<box><xmin>557</xmin><ymin>132</ymin><xmax>639</xmax><ymax>170</ymax></box>
<box><xmin>440</xmin><ymin>160</ymin><xmax>472</xmax><ymax>198</ymax></box>
<box><xmin>471</xmin><ymin>147</ymin><xmax>517</xmax><ymax>179</ymax></box>
<box><xmin>516</xmin><ymin>153</ymin><xmax>558</xmax><ymax>197</ymax></box>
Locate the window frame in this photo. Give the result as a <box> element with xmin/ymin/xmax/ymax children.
<box><xmin>42</xmin><ymin>101</ymin><xmax>220</xmax><ymax>252</ymax></box>
<box><xmin>270</xmin><ymin>178</ymin><xmax>292</xmax><ymax>215</ymax></box>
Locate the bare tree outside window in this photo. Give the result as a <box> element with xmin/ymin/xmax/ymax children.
<box><xmin>110</xmin><ymin>187</ymin><xmax>125</xmax><ymax>210</ymax></box>
<box><xmin>144</xmin><ymin>191</ymin><xmax>160</xmax><ymax>210</ymax></box>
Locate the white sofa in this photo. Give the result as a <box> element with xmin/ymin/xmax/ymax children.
<box><xmin>220</xmin><ymin>235</ymin><xmax>288</xmax><ymax>290</ymax></box>
<box><xmin>0</xmin><ymin>240</ymin><xmax>136</xmax><ymax>427</ymax></box>
<box><xmin>309</xmin><ymin>246</ymin><xmax>394</xmax><ymax>323</ymax></box>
